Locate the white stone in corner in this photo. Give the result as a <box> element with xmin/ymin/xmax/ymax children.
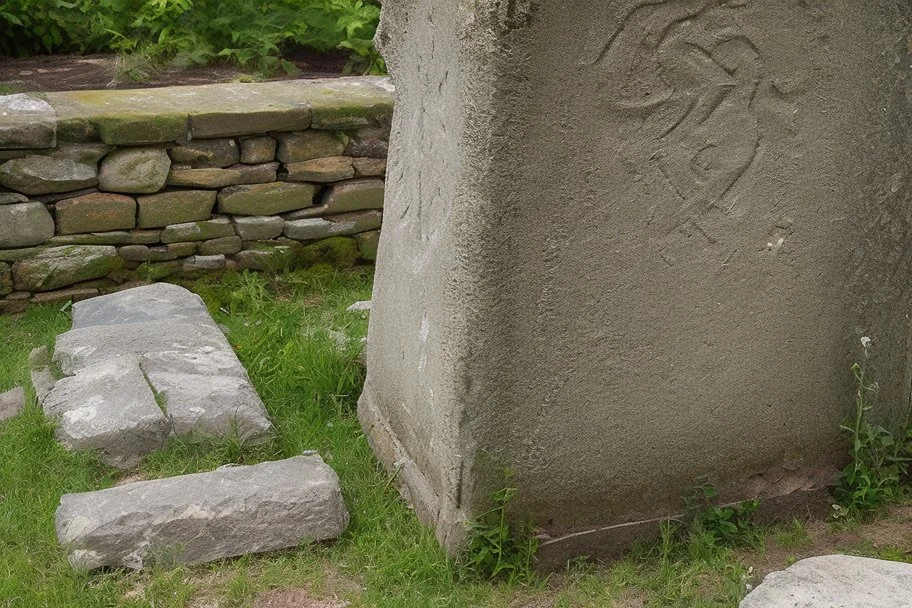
<box><xmin>0</xmin><ymin>386</ymin><xmax>25</xmax><ymax>422</ymax></box>
<box><xmin>347</xmin><ymin>300</ymin><xmax>372</xmax><ymax>312</ymax></box>
<box><xmin>56</xmin><ymin>453</ymin><xmax>350</xmax><ymax>570</ymax></box>
<box><xmin>740</xmin><ymin>555</ymin><xmax>912</xmax><ymax>608</ymax></box>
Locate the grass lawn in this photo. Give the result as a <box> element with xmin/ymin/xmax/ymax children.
<box><xmin>1</xmin><ymin>265</ymin><xmax>911</xmax><ymax>607</ymax></box>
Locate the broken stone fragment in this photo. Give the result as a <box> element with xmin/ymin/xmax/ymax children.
<box><xmin>71</xmin><ymin>282</ymin><xmax>213</xmax><ymax>329</ymax></box>
<box><xmin>0</xmin><ymin>386</ymin><xmax>25</xmax><ymax>422</ymax></box>
<box><xmin>740</xmin><ymin>555</ymin><xmax>912</xmax><ymax>608</ymax></box>
<box><xmin>42</xmin><ymin>355</ymin><xmax>170</xmax><ymax>469</ymax></box>
<box><xmin>56</xmin><ymin>453</ymin><xmax>349</xmax><ymax>570</ymax></box>
<box><xmin>169</xmin><ymin>138</ymin><xmax>238</xmax><ymax>168</ymax></box>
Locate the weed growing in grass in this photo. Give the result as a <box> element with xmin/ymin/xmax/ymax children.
<box><xmin>461</xmin><ymin>483</ymin><xmax>538</xmax><ymax>584</ymax></box>
<box><xmin>685</xmin><ymin>482</ymin><xmax>762</xmax><ymax>548</ymax></box>
<box><xmin>836</xmin><ymin>355</ymin><xmax>912</xmax><ymax>516</ymax></box>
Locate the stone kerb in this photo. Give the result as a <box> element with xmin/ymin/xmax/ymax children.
<box><xmin>0</xmin><ymin>77</ymin><xmax>392</xmax><ymax>313</ymax></box>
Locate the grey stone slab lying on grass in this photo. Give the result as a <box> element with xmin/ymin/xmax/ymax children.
<box><xmin>43</xmin><ymin>356</ymin><xmax>170</xmax><ymax>469</ymax></box>
<box><xmin>146</xmin><ymin>371</ymin><xmax>272</xmax><ymax>440</ymax></box>
<box><xmin>54</xmin><ymin>284</ymin><xmax>273</xmax><ymax>446</ymax></box>
<box><xmin>0</xmin><ymin>386</ymin><xmax>25</xmax><ymax>422</ymax></box>
<box><xmin>71</xmin><ymin>282</ymin><xmax>213</xmax><ymax>330</ymax></box>
<box><xmin>56</xmin><ymin>454</ymin><xmax>350</xmax><ymax>570</ymax></box>
<box><xmin>346</xmin><ymin>301</ymin><xmax>372</xmax><ymax>312</ymax></box>
<box><xmin>740</xmin><ymin>555</ymin><xmax>912</xmax><ymax>608</ymax></box>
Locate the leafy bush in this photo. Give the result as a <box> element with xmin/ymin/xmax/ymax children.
<box><xmin>685</xmin><ymin>482</ymin><xmax>761</xmax><ymax>547</ymax></box>
<box><xmin>0</xmin><ymin>0</ymin><xmax>383</xmax><ymax>74</ymax></box>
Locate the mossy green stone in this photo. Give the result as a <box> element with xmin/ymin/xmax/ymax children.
<box><xmin>13</xmin><ymin>245</ymin><xmax>123</xmax><ymax>292</ymax></box>
<box><xmin>137</xmin><ymin>190</ymin><xmax>217</xmax><ymax>229</ymax></box>
<box><xmin>300</xmin><ymin>237</ymin><xmax>360</xmax><ymax>268</ymax></box>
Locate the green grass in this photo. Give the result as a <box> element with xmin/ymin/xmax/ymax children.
<box><xmin>2</xmin><ymin>266</ymin><xmax>912</xmax><ymax>607</ymax></box>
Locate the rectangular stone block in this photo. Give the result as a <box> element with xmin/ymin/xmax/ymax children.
<box><xmin>218</xmin><ymin>182</ymin><xmax>316</xmax><ymax>216</ymax></box>
<box><xmin>56</xmin><ymin>454</ymin><xmax>349</xmax><ymax>570</ymax></box>
<box><xmin>136</xmin><ymin>190</ymin><xmax>216</xmax><ymax>229</ymax></box>
<box><xmin>48</xmin><ymin>230</ymin><xmax>161</xmax><ymax>246</ymax></box>
<box><xmin>167</xmin><ymin>163</ymin><xmax>278</xmax><ymax>189</ymax></box>
<box><xmin>160</xmin><ymin>218</ymin><xmax>236</xmax><ymax>244</ymax></box>
<box><xmin>284</xmin><ymin>211</ymin><xmax>381</xmax><ymax>242</ymax></box>
<box><xmin>56</xmin><ymin>193</ymin><xmax>137</xmax><ymax>235</ymax></box>
<box><xmin>359</xmin><ymin>0</ymin><xmax>912</xmax><ymax>566</ymax></box>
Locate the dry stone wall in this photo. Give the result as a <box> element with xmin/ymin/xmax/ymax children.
<box><xmin>0</xmin><ymin>77</ymin><xmax>392</xmax><ymax>313</ymax></box>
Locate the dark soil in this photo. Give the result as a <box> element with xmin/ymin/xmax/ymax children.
<box><xmin>0</xmin><ymin>47</ymin><xmax>351</xmax><ymax>92</ymax></box>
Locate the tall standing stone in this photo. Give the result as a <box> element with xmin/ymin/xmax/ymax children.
<box><xmin>359</xmin><ymin>1</ymin><xmax>912</xmax><ymax>566</ymax></box>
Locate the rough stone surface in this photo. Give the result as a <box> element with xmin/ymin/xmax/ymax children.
<box><xmin>43</xmin><ymin>77</ymin><xmax>391</xmax><ymax>144</ymax></box>
<box><xmin>48</xmin><ymin>231</ymin><xmax>161</xmax><ymax>246</ymax></box>
<box><xmin>43</xmin><ymin>355</ymin><xmax>170</xmax><ymax>469</ymax></box>
<box><xmin>0</xmin><ymin>193</ymin><xmax>29</xmax><ymax>205</ymax></box>
<box><xmin>29</xmin><ymin>346</ymin><xmax>56</xmax><ymax>404</ymax></box>
<box><xmin>234</xmin><ymin>216</ymin><xmax>285</xmax><ymax>241</ymax></box>
<box><xmin>136</xmin><ymin>190</ymin><xmax>216</xmax><ymax>229</ymax></box>
<box><xmin>56</xmin><ymin>193</ymin><xmax>136</xmax><ymax>235</ymax></box>
<box><xmin>275</xmin><ymin>131</ymin><xmax>346</xmax><ymax>163</ymax></box>
<box><xmin>182</xmin><ymin>254</ymin><xmax>227</xmax><ymax>271</ymax></box>
<box><xmin>71</xmin><ymin>282</ymin><xmax>212</xmax><ymax>329</ymax></box>
<box><xmin>160</xmin><ymin>218</ymin><xmax>236</xmax><ymax>243</ymax></box>
<box><xmin>0</xmin><ymin>94</ymin><xmax>56</xmax><ymax>149</ymax></box>
<box><xmin>344</xmin><ymin>128</ymin><xmax>389</xmax><ymax>159</ymax></box>
<box><xmin>56</xmin><ymin>454</ymin><xmax>349</xmax><ymax>570</ymax></box>
<box><xmin>347</xmin><ymin>300</ymin><xmax>372</xmax><ymax>312</ymax></box>
<box><xmin>0</xmin><ymin>202</ymin><xmax>55</xmax><ymax>248</ymax></box>
<box><xmin>168</xmin><ymin>163</ymin><xmax>278</xmax><ymax>188</ymax></box>
<box><xmin>218</xmin><ymin>182</ymin><xmax>316</xmax><ymax>216</ymax></box>
<box><xmin>284</xmin><ymin>211</ymin><xmax>381</xmax><ymax>241</ymax></box>
<box><xmin>284</xmin><ymin>157</ymin><xmax>354</xmax><ymax>183</ymax></box>
<box><xmin>0</xmin><ymin>386</ymin><xmax>25</xmax><ymax>422</ymax></box>
<box><xmin>58</xmin><ymin>285</ymin><xmax>272</xmax><ymax>441</ymax></box>
<box><xmin>31</xmin><ymin>287</ymin><xmax>99</xmax><ymax>305</ymax></box>
<box><xmin>98</xmin><ymin>148</ymin><xmax>171</xmax><ymax>194</ymax></box>
<box><xmin>234</xmin><ymin>244</ymin><xmax>302</xmax><ymax>271</ymax></box>
<box><xmin>0</xmin><ymin>261</ymin><xmax>10</xmax><ymax>296</ymax></box>
<box><xmin>352</xmin><ymin>157</ymin><xmax>387</xmax><ymax>177</ymax></box>
<box><xmin>359</xmin><ymin>0</ymin><xmax>912</xmax><ymax>563</ymax></box>
<box><xmin>169</xmin><ymin>139</ymin><xmax>238</xmax><ymax>168</ymax></box>
<box><xmin>118</xmin><ymin>245</ymin><xmax>151</xmax><ymax>262</ymax></box>
<box><xmin>322</xmin><ymin>180</ymin><xmax>384</xmax><ymax>214</ymax></box>
<box><xmin>240</xmin><ymin>136</ymin><xmax>277</xmax><ymax>164</ymax></box>
<box><xmin>0</xmin><ymin>155</ymin><xmax>97</xmax><ymax>195</ymax></box>
<box><xmin>198</xmin><ymin>236</ymin><xmax>243</xmax><ymax>256</ymax></box>
<box><xmin>13</xmin><ymin>246</ymin><xmax>122</xmax><ymax>292</ymax></box>
<box><xmin>44</xmin><ymin>143</ymin><xmax>111</xmax><ymax>165</ymax></box>
<box><xmin>740</xmin><ymin>555</ymin><xmax>912</xmax><ymax>607</ymax></box>
<box><xmin>355</xmin><ymin>230</ymin><xmax>380</xmax><ymax>262</ymax></box>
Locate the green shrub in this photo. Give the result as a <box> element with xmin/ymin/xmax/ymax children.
<box><xmin>461</xmin><ymin>484</ymin><xmax>538</xmax><ymax>583</ymax></box>
<box><xmin>0</xmin><ymin>0</ymin><xmax>382</xmax><ymax>75</ymax></box>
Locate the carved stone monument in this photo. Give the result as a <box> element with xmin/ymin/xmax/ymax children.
<box><xmin>360</xmin><ymin>0</ymin><xmax>912</xmax><ymax>567</ymax></box>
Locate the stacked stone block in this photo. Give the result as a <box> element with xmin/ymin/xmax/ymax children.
<box><xmin>0</xmin><ymin>77</ymin><xmax>392</xmax><ymax>313</ymax></box>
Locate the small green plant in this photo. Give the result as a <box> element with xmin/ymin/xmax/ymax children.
<box><xmin>836</xmin><ymin>355</ymin><xmax>912</xmax><ymax>515</ymax></box>
<box><xmin>685</xmin><ymin>482</ymin><xmax>761</xmax><ymax>546</ymax></box>
<box><xmin>461</xmin><ymin>482</ymin><xmax>538</xmax><ymax>583</ymax></box>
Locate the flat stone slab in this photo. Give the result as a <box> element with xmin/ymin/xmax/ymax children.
<box><xmin>740</xmin><ymin>555</ymin><xmax>912</xmax><ymax>608</ymax></box>
<box><xmin>54</xmin><ymin>284</ymin><xmax>273</xmax><ymax>445</ymax></box>
<box><xmin>56</xmin><ymin>454</ymin><xmax>349</xmax><ymax>570</ymax></box>
<box><xmin>71</xmin><ymin>282</ymin><xmax>213</xmax><ymax>329</ymax></box>
<box><xmin>0</xmin><ymin>94</ymin><xmax>56</xmax><ymax>149</ymax></box>
<box><xmin>45</xmin><ymin>77</ymin><xmax>392</xmax><ymax>144</ymax></box>
<box><xmin>43</xmin><ymin>355</ymin><xmax>170</xmax><ymax>469</ymax></box>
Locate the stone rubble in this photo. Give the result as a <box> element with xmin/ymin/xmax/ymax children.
<box><xmin>40</xmin><ymin>283</ymin><xmax>273</xmax><ymax>467</ymax></box>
